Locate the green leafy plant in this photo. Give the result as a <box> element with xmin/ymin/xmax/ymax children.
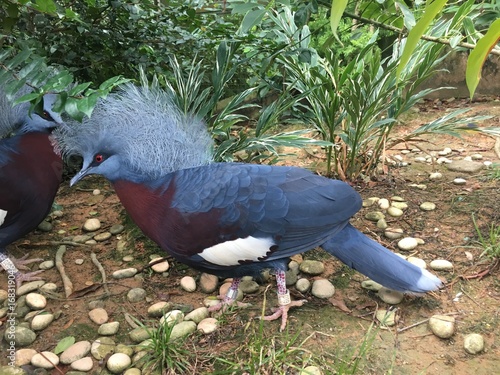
<box><xmin>472</xmin><ymin>214</ymin><xmax>500</xmax><ymax>261</ymax></box>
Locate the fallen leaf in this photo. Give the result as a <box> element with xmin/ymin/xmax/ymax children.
<box><xmin>68</xmin><ymin>283</ymin><xmax>103</xmax><ymax>298</ymax></box>
<box><xmin>328</xmin><ymin>296</ymin><xmax>351</xmax><ymax>313</ymax></box>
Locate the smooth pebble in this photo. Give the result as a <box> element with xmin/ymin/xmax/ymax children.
<box><xmin>397</xmin><ymin>237</ymin><xmax>419</xmax><ymax>251</ymax></box>
<box><xmin>311</xmin><ymin>279</ymin><xmax>335</xmax><ymax>299</ymax></box>
<box><xmin>31</xmin><ymin>351</ymin><xmax>59</xmax><ymax>369</ymax></box>
<box><xmin>197</xmin><ymin>317</ymin><xmax>219</xmax><ymax>334</ymax></box>
<box><xmin>107</xmin><ymin>353</ymin><xmax>132</xmax><ymax>374</ymax></box>
<box><xmin>83</xmin><ymin>218</ymin><xmax>101</xmax><ymax>232</ymax></box>
<box><xmin>378</xmin><ymin>287</ymin><xmax>404</xmax><ymax>304</ymax></box>
<box><xmin>464</xmin><ymin>333</ymin><xmax>484</xmax><ymax>354</ymax></box>
<box><xmin>430</xmin><ymin>259</ymin><xmax>453</xmax><ymax>271</ymax></box>
<box><xmin>88</xmin><ymin>308</ymin><xmax>109</xmax><ymax>324</ymax></box>
<box><xmin>429</xmin><ymin>315</ymin><xmax>455</xmax><ymax>339</ymax></box>
<box><xmin>180</xmin><ymin>276</ymin><xmax>197</xmax><ymax>292</ymax></box>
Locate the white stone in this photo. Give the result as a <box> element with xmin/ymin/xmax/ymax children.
<box><xmin>378</xmin><ymin>198</ymin><xmax>390</xmax><ymax>210</ymax></box>
<box><xmin>89</xmin><ymin>308</ymin><xmax>109</xmax><ymax>324</ymax></box>
<box><xmin>83</xmin><ymin>218</ymin><xmax>101</xmax><ymax>232</ymax></box>
<box><xmin>387</xmin><ymin>206</ymin><xmax>404</xmax><ymax>217</ymax></box>
<box><xmin>429</xmin><ymin>172</ymin><xmax>443</xmax><ymax>180</ymax></box>
<box><xmin>376</xmin><ymin>309</ymin><xmax>396</xmax><ymax>326</ymax></box>
<box><xmin>438</xmin><ymin>147</ymin><xmax>452</xmax><ymax>156</ymax></box>
<box><xmin>463</xmin><ymin>156</ymin><xmax>472</xmax><ymax>161</ymax></box>
<box><xmin>397</xmin><ymin>237</ymin><xmax>419</xmax><ymax>251</ymax></box>
<box><xmin>471</xmin><ymin>154</ymin><xmax>483</xmax><ymax>160</ymax></box>
<box><xmin>362</xmin><ymin>197</ymin><xmax>379</xmax><ymax>207</ymax></box>
<box><xmin>464</xmin><ymin>333</ymin><xmax>484</xmax><ymax>354</ymax></box>
<box><xmin>199</xmin><ymin>273</ymin><xmax>219</xmax><ymax>293</ymax></box>
<box><xmin>437</xmin><ymin>157</ymin><xmax>452</xmax><ymax>164</ymax></box>
<box><xmin>420</xmin><ymin>202</ymin><xmax>436</xmax><ymax>211</ymax></box>
<box><xmin>98</xmin><ymin>321</ymin><xmax>120</xmax><ymax>335</ymax></box>
<box><xmin>429</xmin><ymin>315</ymin><xmax>455</xmax><ymax>338</ymax></box>
<box><xmin>39</xmin><ymin>260</ymin><xmax>55</xmax><ymax>270</ymax></box>
<box><xmin>150</xmin><ymin>258</ymin><xmax>169</xmax><ymax>273</ymax></box>
<box><xmin>112</xmin><ymin>268</ymin><xmax>138</xmax><ymax>279</ymax></box>
<box><xmin>40</xmin><ymin>283</ymin><xmax>58</xmax><ymax>293</ymax></box>
<box><xmin>15</xmin><ymin>348</ymin><xmax>37</xmax><ymax>366</ymax></box>
<box><xmin>31</xmin><ymin>313</ymin><xmax>55</xmax><ymax>331</ymax></box>
<box><xmin>25</xmin><ymin>293</ymin><xmax>47</xmax><ymax>310</ymax></box>
<box><xmin>31</xmin><ymin>351</ymin><xmax>59</xmax><ymax>369</ymax></box>
<box><xmin>295</xmin><ymin>278</ymin><xmax>311</xmax><ymax>293</ymax></box>
<box><xmin>93</xmin><ymin>189</ymin><xmax>101</xmax><ymax>195</ymax></box>
<box><xmin>70</xmin><ymin>356</ymin><xmax>94</xmax><ymax>371</ymax></box>
<box><xmin>170</xmin><ymin>321</ymin><xmax>197</xmax><ymax>340</ymax></box>
<box><xmin>384</xmin><ymin>228</ymin><xmax>404</xmax><ymax>240</ymax></box>
<box><xmin>391</xmin><ymin>201</ymin><xmax>408</xmax><ymax>210</ymax></box>
<box><xmin>16</xmin><ymin>280</ymin><xmax>46</xmax><ymax>296</ymax></box>
<box><xmin>430</xmin><ymin>259</ymin><xmax>453</xmax><ymax>271</ymax></box>
<box><xmin>107</xmin><ymin>353</ymin><xmax>132</xmax><ymax>374</ymax></box>
<box><xmin>377</xmin><ymin>287</ymin><xmax>404</xmax><ymax>304</ymax></box>
<box><xmin>300</xmin><ymin>366</ymin><xmax>322</xmax><ymax>375</ymax></box>
<box><xmin>407</xmin><ymin>256</ymin><xmax>427</xmax><ymax>269</ymax></box>
<box><xmin>60</xmin><ymin>341</ymin><xmax>92</xmax><ymax>364</ymax></box>
<box><xmin>311</xmin><ymin>279</ymin><xmax>335</xmax><ymax>299</ymax></box>
<box><xmin>160</xmin><ymin>310</ymin><xmax>184</xmax><ymax>326</ymax></box>
<box><xmin>184</xmin><ymin>307</ymin><xmax>210</xmax><ymax>323</ymax></box>
<box><xmin>484</xmin><ymin>161</ymin><xmax>492</xmax><ymax>167</ymax></box>
<box><xmin>453</xmin><ymin>178</ymin><xmax>467</xmax><ymax>185</ymax></box>
<box><xmin>180</xmin><ymin>276</ymin><xmax>196</xmax><ymax>292</ymax></box>
<box><xmin>414</xmin><ymin>156</ymin><xmax>427</xmax><ymax>163</ymax></box>
<box><xmin>147</xmin><ymin>301</ymin><xmax>172</xmax><ymax>317</ymax></box>
<box><xmin>197</xmin><ymin>317</ymin><xmax>219</xmax><ymax>334</ymax></box>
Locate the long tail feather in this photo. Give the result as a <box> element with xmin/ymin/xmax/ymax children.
<box><xmin>322</xmin><ymin>223</ymin><xmax>442</xmax><ymax>293</ymax></box>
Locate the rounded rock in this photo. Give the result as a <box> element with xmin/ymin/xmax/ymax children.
<box><xmin>124</xmin><ymin>368</ymin><xmax>142</xmax><ymax>375</ymax></box>
<box><xmin>397</xmin><ymin>237</ymin><xmax>419</xmax><ymax>251</ymax></box>
<box><xmin>197</xmin><ymin>317</ymin><xmax>219</xmax><ymax>334</ymax></box>
<box><xmin>295</xmin><ymin>278</ymin><xmax>311</xmax><ymax>293</ymax></box>
<box><xmin>365</xmin><ymin>211</ymin><xmax>385</xmax><ymax>222</ymax></box>
<box><xmin>107</xmin><ymin>353</ymin><xmax>132</xmax><ymax>374</ymax></box>
<box><xmin>239</xmin><ymin>279</ymin><xmax>260</xmax><ymax>294</ymax></box>
<box><xmin>83</xmin><ymin>218</ymin><xmax>101</xmax><ymax>232</ymax></box>
<box><xmin>376</xmin><ymin>309</ymin><xmax>396</xmax><ymax>327</ymax></box>
<box><xmin>420</xmin><ymin>202</ymin><xmax>436</xmax><ymax>211</ymax></box>
<box><xmin>378</xmin><ymin>198</ymin><xmax>390</xmax><ymax>210</ymax></box>
<box><xmin>407</xmin><ymin>256</ymin><xmax>427</xmax><ymax>269</ymax></box>
<box><xmin>128</xmin><ymin>327</ymin><xmax>150</xmax><ymax>343</ymax></box>
<box><xmin>90</xmin><ymin>337</ymin><xmax>115</xmax><ymax>360</ymax></box>
<box><xmin>98</xmin><ymin>321</ymin><xmax>120</xmax><ymax>336</ymax></box>
<box><xmin>300</xmin><ymin>366</ymin><xmax>322</xmax><ymax>375</ymax></box>
<box><xmin>464</xmin><ymin>333</ymin><xmax>484</xmax><ymax>354</ymax></box>
<box><xmin>429</xmin><ymin>315</ymin><xmax>455</xmax><ymax>339</ymax></box>
<box><xmin>25</xmin><ymin>293</ymin><xmax>47</xmax><ymax>310</ymax></box>
<box><xmin>110</xmin><ymin>224</ymin><xmax>125</xmax><ymax>235</ymax></box>
<box><xmin>31</xmin><ymin>351</ymin><xmax>59</xmax><ymax>369</ymax></box>
<box><xmin>376</xmin><ymin>218</ymin><xmax>388</xmax><ymax>229</ymax></box>
<box><xmin>150</xmin><ymin>257</ymin><xmax>169</xmax><ymax>273</ymax></box>
<box><xmin>94</xmin><ymin>232</ymin><xmax>112</xmax><ymax>241</ymax></box>
<box><xmin>89</xmin><ymin>308</ymin><xmax>108</xmax><ymax>324</ymax></box>
<box><xmin>453</xmin><ymin>178</ymin><xmax>467</xmax><ymax>185</ymax></box>
<box><xmin>16</xmin><ymin>280</ymin><xmax>46</xmax><ymax>296</ymax></box>
<box><xmin>377</xmin><ymin>287</ymin><xmax>404</xmax><ymax>305</ymax></box>
<box><xmin>160</xmin><ymin>309</ymin><xmax>184</xmax><ymax>326</ymax></box>
<box><xmin>184</xmin><ymin>307</ymin><xmax>210</xmax><ymax>323</ymax></box>
<box><xmin>31</xmin><ymin>312</ymin><xmax>55</xmax><ymax>331</ymax></box>
<box><xmin>70</xmin><ymin>356</ymin><xmax>94</xmax><ymax>371</ymax></box>
<box><xmin>127</xmin><ymin>288</ymin><xmax>147</xmax><ymax>303</ymax></box>
<box><xmin>180</xmin><ymin>276</ymin><xmax>197</xmax><ymax>292</ymax></box>
<box><xmin>60</xmin><ymin>340</ymin><xmax>92</xmax><ymax>364</ymax></box>
<box><xmin>387</xmin><ymin>206</ymin><xmax>404</xmax><ymax>217</ymax></box>
<box><xmin>199</xmin><ymin>273</ymin><xmax>219</xmax><ymax>293</ymax></box>
<box><xmin>37</xmin><ymin>220</ymin><xmax>53</xmax><ymax>232</ymax></box>
<box><xmin>391</xmin><ymin>201</ymin><xmax>408</xmax><ymax>210</ymax></box>
<box><xmin>311</xmin><ymin>279</ymin><xmax>335</xmax><ymax>299</ymax></box>
<box><xmin>147</xmin><ymin>301</ymin><xmax>172</xmax><ymax>317</ymax></box>
<box><xmin>39</xmin><ymin>260</ymin><xmax>55</xmax><ymax>270</ymax></box>
<box><xmin>5</xmin><ymin>326</ymin><xmax>36</xmax><ymax>347</ymax></box>
<box><xmin>384</xmin><ymin>228</ymin><xmax>404</xmax><ymax>240</ymax></box>
<box><xmin>429</xmin><ymin>172</ymin><xmax>443</xmax><ymax>180</ymax></box>
<box><xmin>219</xmin><ymin>282</ymin><xmax>244</xmax><ymax>301</ymax></box>
<box><xmin>170</xmin><ymin>321</ymin><xmax>197</xmax><ymax>340</ymax></box>
<box><xmin>299</xmin><ymin>260</ymin><xmax>325</xmax><ymax>275</ymax></box>
<box><xmin>430</xmin><ymin>259</ymin><xmax>453</xmax><ymax>271</ymax></box>
<box><xmin>15</xmin><ymin>348</ymin><xmax>37</xmax><ymax>366</ymax></box>
<box><xmin>112</xmin><ymin>268</ymin><xmax>138</xmax><ymax>279</ymax></box>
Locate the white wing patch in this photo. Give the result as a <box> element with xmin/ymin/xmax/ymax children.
<box><xmin>0</xmin><ymin>209</ymin><xmax>7</xmax><ymax>226</ymax></box>
<box><xmin>199</xmin><ymin>236</ymin><xmax>275</xmax><ymax>266</ymax></box>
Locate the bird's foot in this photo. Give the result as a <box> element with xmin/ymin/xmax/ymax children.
<box><xmin>15</xmin><ymin>270</ymin><xmax>45</xmax><ymax>288</ymax></box>
<box><xmin>10</xmin><ymin>253</ymin><xmax>44</xmax><ymax>270</ymax></box>
<box><xmin>262</xmin><ymin>291</ymin><xmax>307</xmax><ymax>331</ymax></box>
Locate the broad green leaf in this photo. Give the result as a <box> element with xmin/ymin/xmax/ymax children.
<box><xmin>396</xmin><ymin>0</ymin><xmax>448</xmax><ymax>78</ymax></box>
<box><xmin>396</xmin><ymin>1</ymin><xmax>416</xmax><ymax>30</ymax></box>
<box><xmin>13</xmin><ymin>92</ymin><xmax>40</xmax><ymax>106</ymax></box>
<box><xmin>54</xmin><ymin>336</ymin><xmax>75</xmax><ymax>355</ymax></box>
<box><xmin>33</xmin><ymin>0</ymin><xmax>57</xmax><ymax>14</ymax></box>
<box><xmin>466</xmin><ymin>18</ymin><xmax>500</xmax><ymax>98</ymax></box>
<box><xmin>241</xmin><ymin>9</ymin><xmax>266</xmax><ymax>34</ymax></box>
<box><xmin>330</xmin><ymin>0</ymin><xmax>348</xmax><ymax>43</ymax></box>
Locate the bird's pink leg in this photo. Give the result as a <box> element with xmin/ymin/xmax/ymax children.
<box><xmin>209</xmin><ymin>278</ymin><xmax>250</xmax><ymax>312</ymax></box>
<box><xmin>262</xmin><ymin>269</ymin><xmax>307</xmax><ymax>331</ymax></box>
<box><xmin>0</xmin><ymin>253</ymin><xmax>44</xmax><ymax>288</ymax></box>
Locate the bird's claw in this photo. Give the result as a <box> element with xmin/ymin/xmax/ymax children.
<box><xmin>262</xmin><ymin>299</ymin><xmax>307</xmax><ymax>331</ymax></box>
<box><xmin>10</xmin><ymin>253</ymin><xmax>44</xmax><ymax>270</ymax></box>
<box><xmin>15</xmin><ymin>269</ymin><xmax>44</xmax><ymax>288</ymax></box>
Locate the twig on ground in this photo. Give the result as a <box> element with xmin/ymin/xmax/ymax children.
<box><xmin>55</xmin><ymin>245</ymin><xmax>73</xmax><ymax>298</ymax></box>
<box><xmin>90</xmin><ymin>252</ymin><xmax>110</xmax><ymax>296</ymax></box>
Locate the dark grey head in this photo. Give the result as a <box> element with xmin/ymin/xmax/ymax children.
<box><xmin>0</xmin><ymin>86</ymin><xmax>63</xmax><ymax>137</ymax></box>
<box><xmin>56</xmin><ymin>80</ymin><xmax>213</xmax><ymax>185</ymax></box>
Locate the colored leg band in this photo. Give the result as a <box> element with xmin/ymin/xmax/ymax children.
<box><xmin>277</xmin><ymin>290</ymin><xmax>291</xmax><ymax>305</ymax></box>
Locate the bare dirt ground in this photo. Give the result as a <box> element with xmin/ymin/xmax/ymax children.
<box><xmin>0</xmin><ymin>98</ymin><xmax>499</xmax><ymax>374</ymax></box>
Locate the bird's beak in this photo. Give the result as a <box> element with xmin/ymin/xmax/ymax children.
<box><xmin>70</xmin><ymin>163</ymin><xmax>93</xmax><ymax>187</ymax></box>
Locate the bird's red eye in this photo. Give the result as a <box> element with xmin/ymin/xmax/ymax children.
<box><xmin>95</xmin><ymin>154</ymin><xmax>104</xmax><ymax>163</ymax></box>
